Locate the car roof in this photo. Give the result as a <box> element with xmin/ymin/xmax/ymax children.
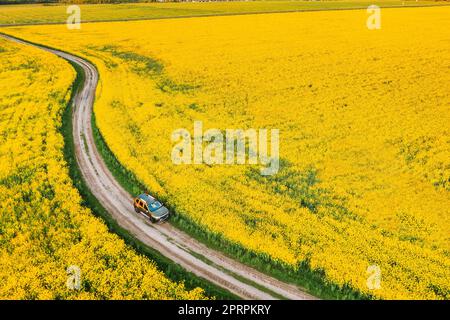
<box><xmin>138</xmin><ymin>194</ymin><xmax>156</xmax><ymax>204</ymax></box>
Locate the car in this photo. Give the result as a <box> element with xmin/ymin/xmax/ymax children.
<box><xmin>133</xmin><ymin>193</ymin><xmax>169</xmax><ymax>223</ymax></box>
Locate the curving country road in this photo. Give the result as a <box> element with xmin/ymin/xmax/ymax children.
<box><xmin>1</xmin><ymin>33</ymin><xmax>316</xmax><ymax>300</ymax></box>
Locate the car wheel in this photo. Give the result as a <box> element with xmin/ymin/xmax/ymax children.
<box><xmin>134</xmin><ymin>206</ymin><xmax>140</xmax><ymax>213</ymax></box>
<box><xmin>150</xmin><ymin>216</ymin><xmax>156</xmax><ymax>223</ymax></box>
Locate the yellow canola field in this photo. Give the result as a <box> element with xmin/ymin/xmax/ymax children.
<box><xmin>0</xmin><ymin>38</ymin><xmax>205</xmax><ymax>299</ymax></box>
<box><xmin>4</xmin><ymin>7</ymin><xmax>449</xmax><ymax>299</ymax></box>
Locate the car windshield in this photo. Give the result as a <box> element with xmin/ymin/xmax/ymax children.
<box><xmin>148</xmin><ymin>201</ymin><xmax>162</xmax><ymax>212</ymax></box>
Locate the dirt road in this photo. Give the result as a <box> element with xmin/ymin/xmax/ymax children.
<box><xmin>1</xmin><ymin>33</ymin><xmax>316</xmax><ymax>300</ymax></box>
